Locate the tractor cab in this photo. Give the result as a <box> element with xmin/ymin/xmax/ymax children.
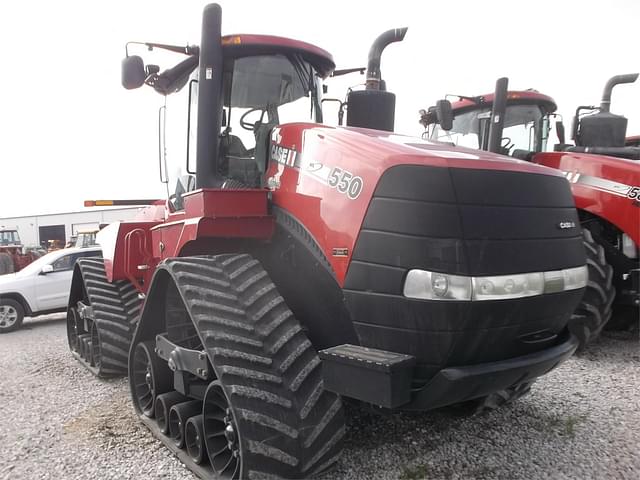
<box><xmin>189</xmin><ymin>38</ymin><xmax>334</xmax><ymax>188</ymax></box>
<box><xmin>425</xmin><ymin>90</ymin><xmax>557</xmax><ymax>161</ymax></box>
<box><xmin>122</xmin><ymin>31</ymin><xmax>335</xmax><ymax>202</ymax></box>
<box><xmin>423</xmin><ymin>74</ymin><xmax>640</xmax><ymax>161</ymax></box>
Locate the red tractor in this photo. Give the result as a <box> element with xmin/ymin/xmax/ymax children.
<box><xmin>422</xmin><ymin>75</ymin><xmax>639</xmax><ymax>345</ymax></box>
<box><xmin>68</xmin><ymin>5</ymin><xmax>589</xmax><ymax>478</ymax></box>
<box><xmin>0</xmin><ymin>229</ymin><xmax>40</xmax><ymax>275</ymax></box>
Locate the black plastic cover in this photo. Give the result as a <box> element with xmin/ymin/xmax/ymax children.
<box><xmin>346</xmin><ymin>90</ymin><xmax>396</xmax><ymax>132</ymax></box>
<box><xmin>578</xmin><ymin>112</ymin><xmax>628</xmax><ymax>147</ymax></box>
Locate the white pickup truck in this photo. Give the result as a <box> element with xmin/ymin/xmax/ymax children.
<box><xmin>0</xmin><ymin>247</ymin><xmax>101</xmax><ymax>333</ymax></box>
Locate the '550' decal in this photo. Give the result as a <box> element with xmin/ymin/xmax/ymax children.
<box><xmin>327</xmin><ymin>167</ymin><xmax>364</xmax><ymax>199</ymax></box>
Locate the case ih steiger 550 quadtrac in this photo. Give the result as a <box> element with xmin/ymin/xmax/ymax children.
<box><xmin>421</xmin><ymin>76</ymin><xmax>640</xmax><ymax>347</ymax></box>
<box><xmin>67</xmin><ymin>5</ymin><xmax>588</xmax><ymax>478</ymax></box>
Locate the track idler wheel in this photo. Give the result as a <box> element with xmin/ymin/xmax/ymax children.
<box><xmin>185</xmin><ymin>414</ymin><xmax>207</xmax><ymax>465</ymax></box>
<box><xmin>169</xmin><ymin>400</ymin><xmax>201</xmax><ymax>448</ymax></box>
<box><xmin>132</xmin><ymin>341</ymin><xmax>172</xmax><ymax>417</ymax></box>
<box><xmin>155</xmin><ymin>391</ymin><xmax>188</xmax><ymax>434</ymax></box>
<box><xmin>203</xmin><ymin>380</ymin><xmax>241</xmax><ymax>479</ymax></box>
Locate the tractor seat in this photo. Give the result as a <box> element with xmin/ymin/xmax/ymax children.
<box><xmin>512</xmin><ymin>149</ymin><xmax>535</xmax><ymax>162</ymax></box>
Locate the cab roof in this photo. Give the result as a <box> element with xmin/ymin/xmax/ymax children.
<box><xmin>450</xmin><ymin>90</ymin><xmax>557</xmax><ymax>114</ymax></box>
<box><xmin>222</xmin><ymin>34</ymin><xmax>335</xmax><ymax>78</ymax></box>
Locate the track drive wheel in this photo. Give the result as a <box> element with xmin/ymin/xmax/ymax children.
<box><xmin>159</xmin><ymin>254</ymin><xmax>346</xmax><ymax>479</ymax></box>
<box><xmin>570</xmin><ymin>229</ymin><xmax>615</xmax><ymax>349</ymax></box>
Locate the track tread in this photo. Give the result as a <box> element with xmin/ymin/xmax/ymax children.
<box><xmin>161</xmin><ymin>254</ymin><xmax>344</xmax><ymax>478</ymax></box>
<box><xmin>71</xmin><ymin>258</ymin><xmax>142</xmax><ymax>376</ymax></box>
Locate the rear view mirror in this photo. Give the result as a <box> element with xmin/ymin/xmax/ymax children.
<box><xmin>41</xmin><ymin>265</ymin><xmax>53</xmax><ymax>275</ymax></box>
<box><xmin>121</xmin><ymin>55</ymin><xmax>146</xmax><ymax>90</ymax></box>
<box><xmin>435</xmin><ymin>100</ymin><xmax>453</xmax><ymax>131</ymax></box>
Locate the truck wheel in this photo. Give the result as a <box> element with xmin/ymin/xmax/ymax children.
<box><xmin>0</xmin><ymin>252</ymin><xmax>14</xmax><ymax>275</ymax></box>
<box><xmin>570</xmin><ymin>229</ymin><xmax>615</xmax><ymax>349</ymax></box>
<box><xmin>0</xmin><ymin>299</ymin><xmax>25</xmax><ymax>333</ymax></box>
<box><xmin>156</xmin><ymin>255</ymin><xmax>346</xmax><ymax>479</ymax></box>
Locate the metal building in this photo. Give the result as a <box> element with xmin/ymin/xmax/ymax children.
<box><xmin>0</xmin><ymin>207</ymin><xmax>142</xmax><ymax>249</ymax></box>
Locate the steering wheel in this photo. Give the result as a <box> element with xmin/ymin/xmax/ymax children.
<box><xmin>240</xmin><ymin>108</ymin><xmax>267</xmax><ymax>131</ymax></box>
<box><xmin>500</xmin><ymin>136</ymin><xmax>514</xmax><ymax>153</ymax></box>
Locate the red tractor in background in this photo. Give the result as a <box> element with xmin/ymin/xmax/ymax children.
<box><xmin>0</xmin><ymin>229</ymin><xmax>41</xmax><ymax>275</ymax></box>
<box><xmin>421</xmin><ymin>75</ymin><xmax>640</xmax><ymax>346</ymax></box>
<box><xmin>67</xmin><ymin>4</ymin><xmax>590</xmax><ymax>478</ymax></box>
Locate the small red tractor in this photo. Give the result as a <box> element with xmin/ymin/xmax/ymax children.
<box><xmin>67</xmin><ymin>4</ymin><xmax>589</xmax><ymax>478</ymax></box>
<box><xmin>0</xmin><ymin>229</ymin><xmax>40</xmax><ymax>275</ymax></box>
<box><xmin>421</xmin><ymin>75</ymin><xmax>639</xmax><ymax>345</ymax></box>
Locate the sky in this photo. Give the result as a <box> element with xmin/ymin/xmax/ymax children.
<box><xmin>1</xmin><ymin>0</ymin><xmax>639</xmax><ymax>217</ymax></box>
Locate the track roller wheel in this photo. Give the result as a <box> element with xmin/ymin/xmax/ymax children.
<box><xmin>66</xmin><ymin>308</ymin><xmax>82</xmax><ymax>352</ymax></box>
<box><xmin>132</xmin><ymin>341</ymin><xmax>172</xmax><ymax>418</ymax></box>
<box><xmin>155</xmin><ymin>391</ymin><xmax>188</xmax><ymax>434</ymax></box>
<box><xmin>169</xmin><ymin>400</ymin><xmax>202</xmax><ymax>448</ymax></box>
<box><xmin>186</xmin><ymin>414</ymin><xmax>207</xmax><ymax>465</ymax></box>
<box><xmin>89</xmin><ymin>321</ymin><xmax>101</xmax><ymax>367</ymax></box>
<box><xmin>78</xmin><ymin>334</ymin><xmax>91</xmax><ymax>360</ymax></box>
<box><xmin>203</xmin><ymin>380</ymin><xmax>240</xmax><ymax>478</ymax></box>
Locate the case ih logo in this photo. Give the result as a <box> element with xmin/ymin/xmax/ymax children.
<box><xmin>557</xmin><ymin>221</ymin><xmax>576</xmax><ymax>230</ymax></box>
<box><xmin>270</xmin><ymin>143</ymin><xmax>300</xmax><ymax>168</ymax></box>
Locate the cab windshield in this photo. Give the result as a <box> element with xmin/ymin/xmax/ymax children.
<box><xmin>431</xmin><ymin>104</ymin><xmax>549</xmax><ymax>154</ymax></box>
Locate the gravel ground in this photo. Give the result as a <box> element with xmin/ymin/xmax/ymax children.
<box><xmin>0</xmin><ymin>313</ymin><xmax>638</xmax><ymax>480</ymax></box>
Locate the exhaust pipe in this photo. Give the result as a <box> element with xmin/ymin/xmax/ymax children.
<box><xmin>486</xmin><ymin>77</ymin><xmax>509</xmax><ymax>153</ymax></box>
<box><xmin>195</xmin><ymin>3</ymin><xmax>224</xmax><ymax>189</ymax></box>
<box><xmin>365</xmin><ymin>28</ymin><xmax>408</xmax><ymax>91</ymax></box>
<box><xmin>600</xmin><ymin>73</ymin><xmax>638</xmax><ymax>112</ymax></box>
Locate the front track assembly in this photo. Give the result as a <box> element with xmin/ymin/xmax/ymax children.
<box><xmin>129</xmin><ymin>254</ymin><xmax>345</xmax><ymax>479</ymax></box>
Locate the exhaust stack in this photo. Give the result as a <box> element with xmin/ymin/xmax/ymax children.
<box><xmin>346</xmin><ymin>27</ymin><xmax>408</xmax><ymax>132</ymax></box>
<box><xmin>600</xmin><ymin>73</ymin><xmax>638</xmax><ymax>112</ymax></box>
<box><xmin>486</xmin><ymin>77</ymin><xmax>509</xmax><ymax>153</ymax></box>
<box><xmin>365</xmin><ymin>28</ymin><xmax>408</xmax><ymax>91</ymax></box>
<box><xmin>195</xmin><ymin>3</ymin><xmax>224</xmax><ymax>189</ymax></box>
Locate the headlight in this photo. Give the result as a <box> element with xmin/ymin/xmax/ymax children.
<box><xmin>404</xmin><ymin>265</ymin><xmax>587</xmax><ymax>301</ymax></box>
<box><xmin>403</xmin><ymin>270</ymin><xmax>472</xmax><ymax>300</ymax></box>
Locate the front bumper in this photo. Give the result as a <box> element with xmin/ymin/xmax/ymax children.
<box><xmin>402</xmin><ymin>332</ymin><xmax>578</xmax><ymax>410</ymax></box>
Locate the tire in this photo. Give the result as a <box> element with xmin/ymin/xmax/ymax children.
<box><xmin>569</xmin><ymin>229</ymin><xmax>615</xmax><ymax>349</ymax></box>
<box><xmin>0</xmin><ymin>252</ymin><xmax>14</xmax><ymax>275</ymax></box>
<box><xmin>159</xmin><ymin>255</ymin><xmax>346</xmax><ymax>479</ymax></box>
<box><xmin>70</xmin><ymin>258</ymin><xmax>142</xmax><ymax>376</ymax></box>
<box><xmin>0</xmin><ymin>298</ymin><xmax>25</xmax><ymax>333</ymax></box>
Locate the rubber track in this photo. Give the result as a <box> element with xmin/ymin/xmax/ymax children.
<box><xmin>162</xmin><ymin>254</ymin><xmax>345</xmax><ymax>479</ymax></box>
<box><xmin>571</xmin><ymin>229</ymin><xmax>616</xmax><ymax>349</ymax></box>
<box><xmin>75</xmin><ymin>258</ymin><xmax>142</xmax><ymax>376</ymax></box>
